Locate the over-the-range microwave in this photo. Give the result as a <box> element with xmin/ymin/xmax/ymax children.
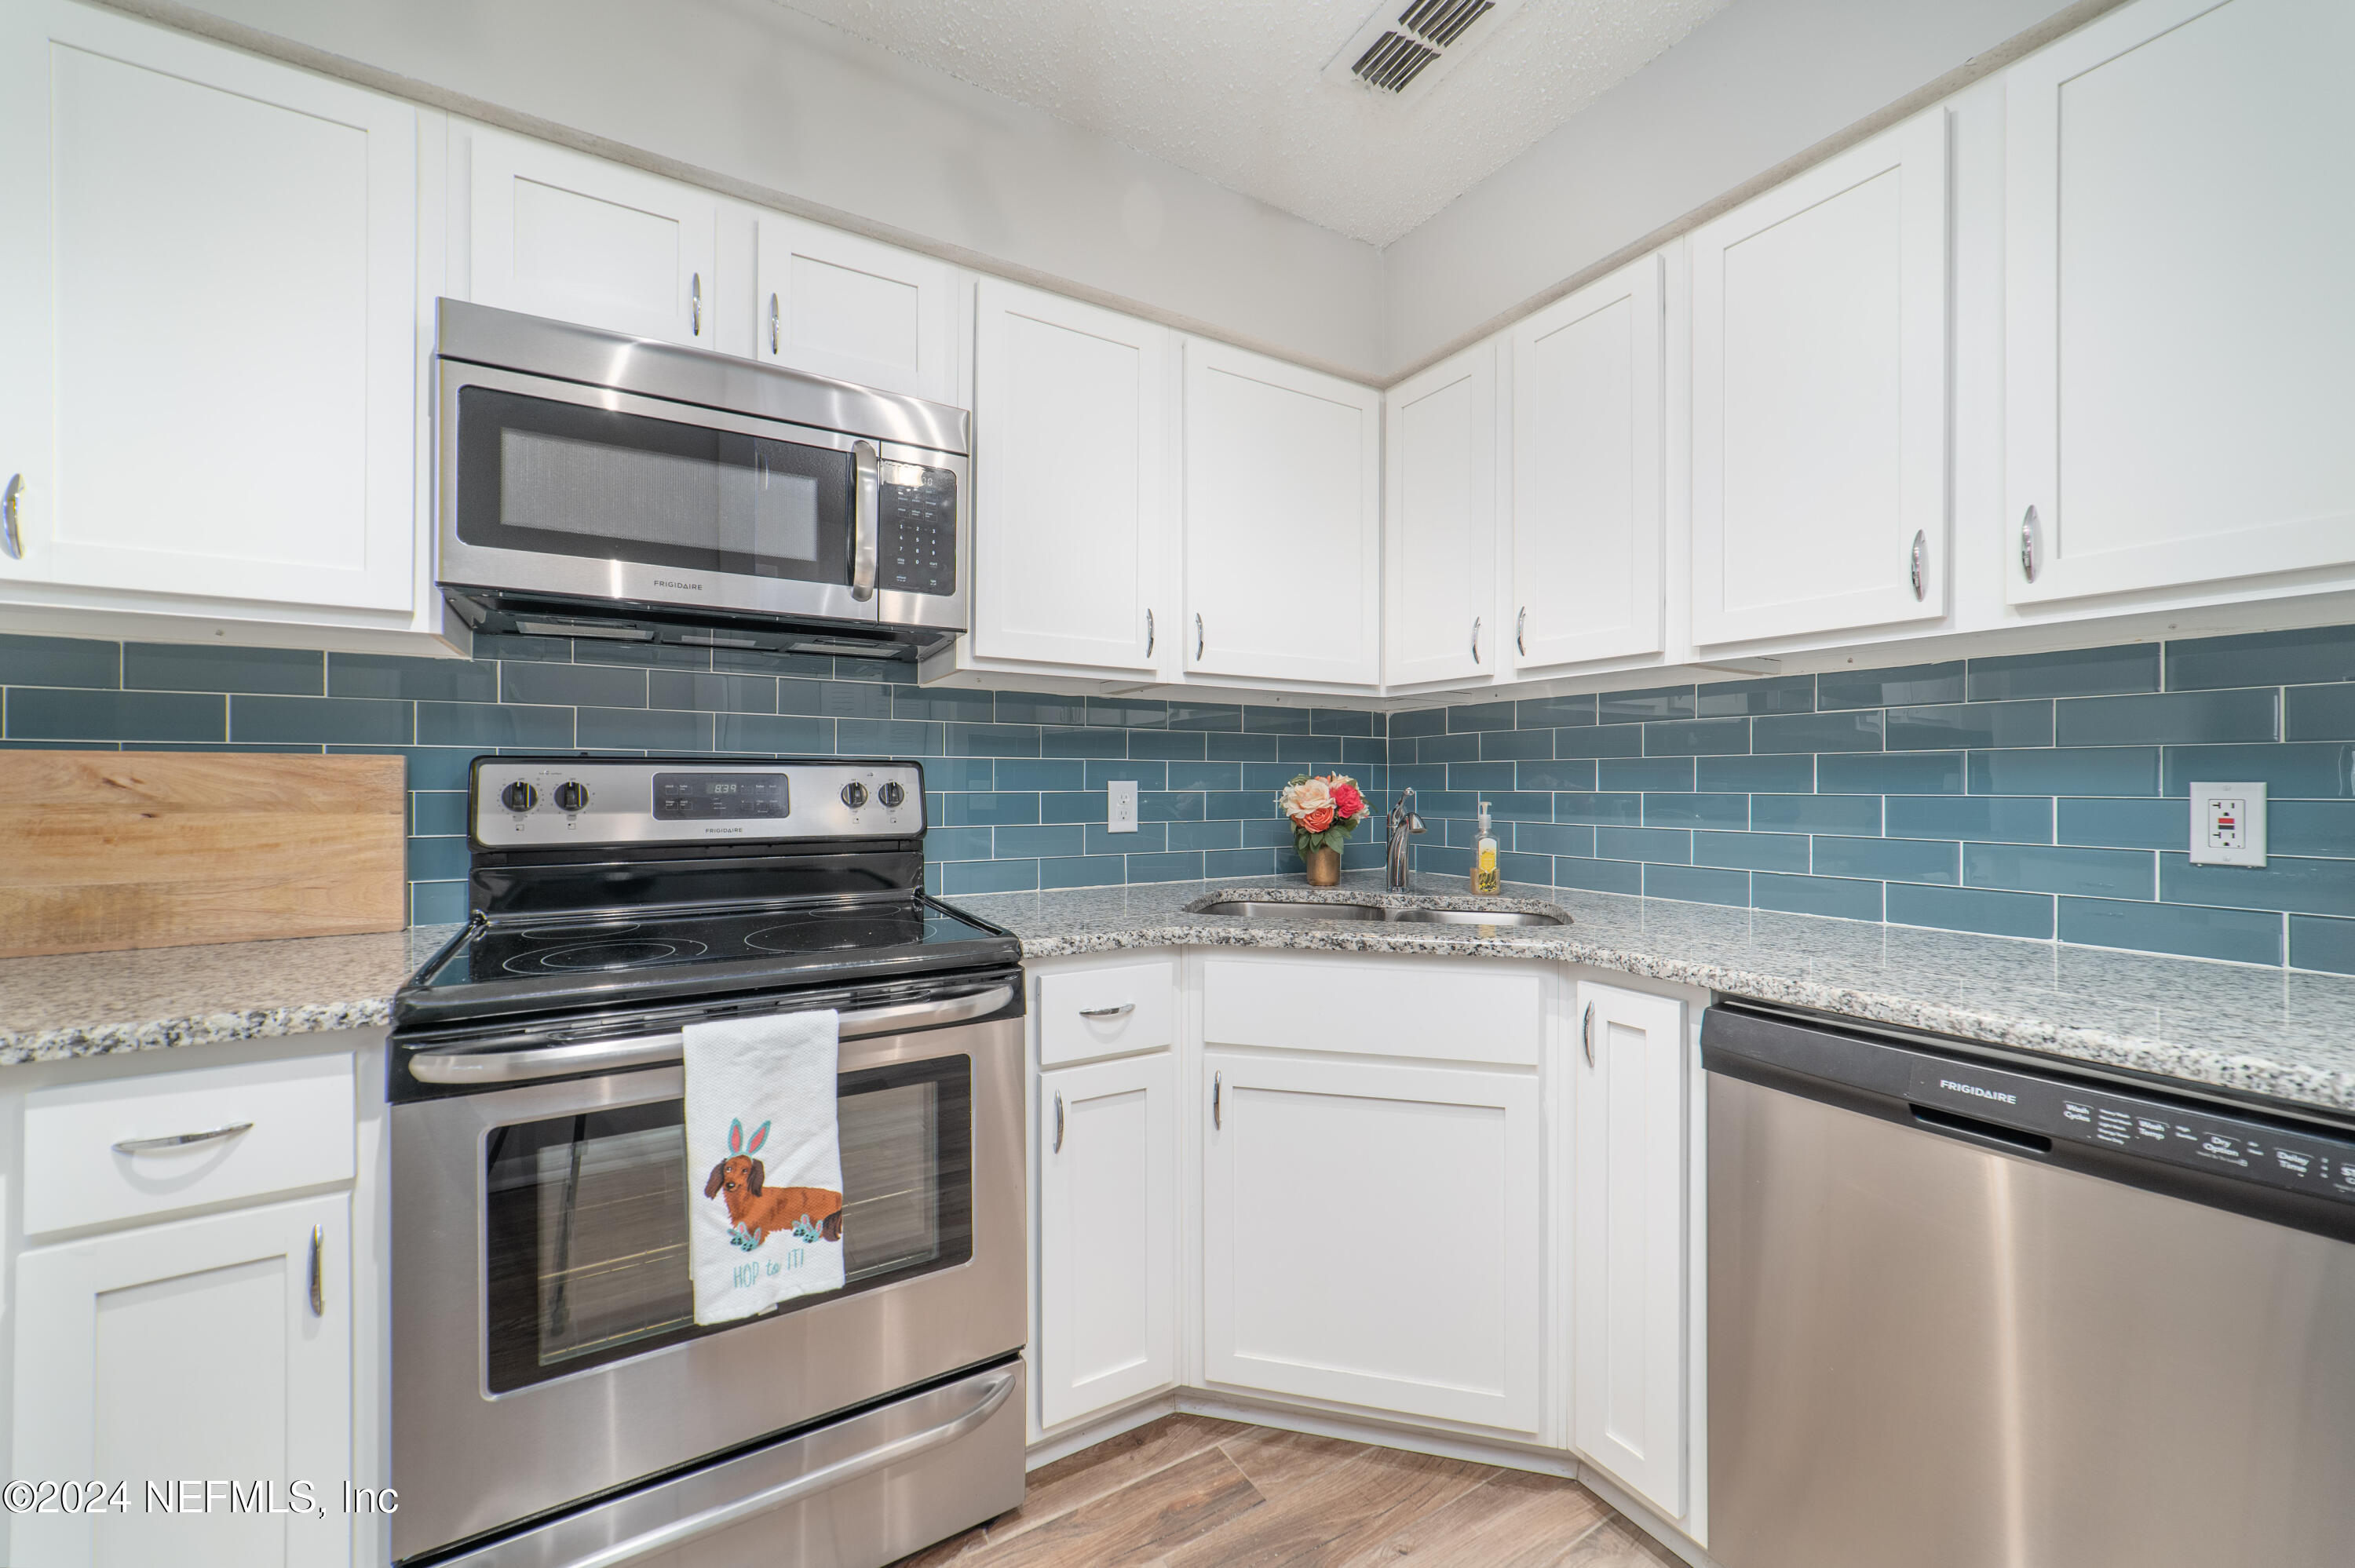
<box><xmin>434</xmin><ymin>299</ymin><xmax>969</xmax><ymax>661</ymax></box>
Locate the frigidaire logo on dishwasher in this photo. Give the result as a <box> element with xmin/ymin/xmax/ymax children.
<box><xmin>1940</xmin><ymin>1078</ymin><xmax>2019</xmax><ymax>1106</ymax></box>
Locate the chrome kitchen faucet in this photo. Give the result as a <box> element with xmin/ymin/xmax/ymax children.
<box><xmin>1386</xmin><ymin>788</ymin><xmax>1425</xmax><ymax>891</ymax></box>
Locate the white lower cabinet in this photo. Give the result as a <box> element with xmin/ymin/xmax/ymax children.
<box><xmin>1036</xmin><ymin>1052</ymin><xmax>1178</xmax><ymax>1429</ymax></box>
<box><xmin>10</xmin><ymin>1192</ymin><xmax>353</xmax><ymax>1568</ymax></box>
<box><xmin>1570</xmin><ymin>981</ymin><xmax>1691</xmax><ymax>1522</ymax></box>
<box><xmin>1202</xmin><ymin>1050</ymin><xmax>1541</xmax><ymax>1432</ymax></box>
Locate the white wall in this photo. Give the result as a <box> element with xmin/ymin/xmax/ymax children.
<box><xmin>130</xmin><ymin>0</ymin><xmax>1386</xmax><ymax>380</ymax></box>
<box><xmin>1380</xmin><ymin>0</ymin><xmax>2105</xmax><ymax>376</ymax></box>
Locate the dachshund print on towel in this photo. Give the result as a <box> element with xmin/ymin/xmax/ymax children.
<box><xmin>703</xmin><ymin>1118</ymin><xmax>844</xmax><ymax>1251</ymax></box>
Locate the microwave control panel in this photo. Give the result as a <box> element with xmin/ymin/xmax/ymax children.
<box><xmin>878</xmin><ymin>462</ymin><xmax>957</xmax><ymax>597</ymax></box>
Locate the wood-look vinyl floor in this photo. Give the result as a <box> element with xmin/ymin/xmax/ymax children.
<box><xmin>889</xmin><ymin>1415</ymin><xmax>1681</xmax><ymax>1568</ymax></box>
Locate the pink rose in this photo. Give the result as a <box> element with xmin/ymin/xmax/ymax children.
<box><xmin>1330</xmin><ymin>780</ymin><xmax>1365</xmax><ymax>821</ymax></box>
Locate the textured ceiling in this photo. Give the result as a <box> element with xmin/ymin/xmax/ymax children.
<box><xmin>765</xmin><ymin>0</ymin><xmax>1732</xmax><ymax>247</ymax></box>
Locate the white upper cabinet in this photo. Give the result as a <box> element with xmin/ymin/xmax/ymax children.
<box><xmin>1184</xmin><ymin>340</ymin><xmax>1382</xmax><ymax>687</ymax></box>
<box><xmin>1510</xmin><ymin>254</ymin><xmax>1666</xmax><ymax>673</ymax></box>
<box><xmin>2004</xmin><ymin>0</ymin><xmax>2355</xmax><ymax>603</ymax></box>
<box><xmin>0</xmin><ymin>2</ymin><xmax>418</xmax><ymax>614</ymax></box>
<box><xmin>755</xmin><ymin>213</ymin><xmax>958</xmax><ymax>403</ymax></box>
<box><xmin>1689</xmin><ymin>111</ymin><xmax>1949</xmax><ymax>646</ymax></box>
<box><xmin>1382</xmin><ymin>342</ymin><xmax>1497</xmax><ymax>688</ymax></box>
<box><xmin>969</xmin><ymin>280</ymin><xmax>1171</xmax><ymax>674</ymax></box>
<box><xmin>467</xmin><ymin>126</ymin><xmax>716</xmax><ymax>347</ymax></box>
<box><xmin>1571</xmin><ymin>982</ymin><xmax>1690</xmax><ymax>1522</ymax></box>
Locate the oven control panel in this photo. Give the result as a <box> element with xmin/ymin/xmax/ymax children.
<box><xmin>472</xmin><ymin>758</ymin><xmax>923</xmax><ymax>846</ymax></box>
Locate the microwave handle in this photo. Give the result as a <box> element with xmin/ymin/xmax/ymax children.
<box><xmin>849</xmin><ymin>439</ymin><xmax>880</xmax><ymax>602</ymax></box>
<box><xmin>405</xmin><ymin>983</ymin><xmax>1014</xmax><ymax>1086</ymax></box>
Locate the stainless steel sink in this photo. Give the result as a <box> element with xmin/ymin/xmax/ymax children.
<box><xmin>1195</xmin><ymin>899</ymin><xmax>1386</xmax><ymax>921</ymax></box>
<box><xmin>1194</xmin><ymin>899</ymin><xmax>1563</xmax><ymax>927</ymax></box>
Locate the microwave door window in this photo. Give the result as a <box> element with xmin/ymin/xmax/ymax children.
<box><xmin>456</xmin><ymin>385</ymin><xmax>852</xmax><ymax>585</ymax></box>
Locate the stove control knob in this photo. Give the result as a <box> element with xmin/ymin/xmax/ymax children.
<box><xmin>500</xmin><ymin>781</ymin><xmax>539</xmax><ymax>813</ymax></box>
<box><xmin>878</xmin><ymin>781</ymin><xmax>906</xmax><ymax>808</ymax></box>
<box><xmin>553</xmin><ymin>780</ymin><xmax>590</xmax><ymax>813</ymax></box>
<box><xmin>841</xmin><ymin>782</ymin><xmax>869</xmax><ymax>809</ymax></box>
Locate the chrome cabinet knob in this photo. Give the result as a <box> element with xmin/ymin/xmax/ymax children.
<box><xmin>1</xmin><ymin>474</ymin><xmax>22</xmax><ymax>560</ymax></box>
<box><xmin>1195</xmin><ymin>613</ymin><xmax>1204</xmax><ymax>661</ymax></box>
<box><xmin>2020</xmin><ymin>506</ymin><xmax>2041</xmax><ymax>582</ymax></box>
<box><xmin>1516</xmin><ymin>607</ymin><xmax>1527</xmax><ymax>658</ymax></box>
<box><xmin>691</xmin><ymin>272</ymin><xmax>703</xmax><ymax>336</ymax></box>
<box><xmin>1145</xmin><ymin>608</ymin><xmax>1155</xmax><ymax>658</ymax></box>
<box><xmin>769</xmin><ymin>291</ymin><xmax>780</xmax><ymax>354</ymax></box>
<box><xmin>1910</xmin><ymin>530</ymin><xmax>1928</xmax><ymax>600</ymax></box>
<box><xmin>1471</xmin><ymin>617</ymin><xmax>1482</xmax><ymax>665</ymax></box>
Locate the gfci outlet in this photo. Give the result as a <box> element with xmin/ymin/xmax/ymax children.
<box><xmin>2189</xmin><ymin>781</ymin><xmax>2266</xmax><ymax>867</ymax></box>
<box><xmin>1106</xmin><ymin>779</ymin><xmax>1139</xmax><ymax>834</ymax></box>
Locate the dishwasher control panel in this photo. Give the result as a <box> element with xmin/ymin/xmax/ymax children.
<box><xmin>1905</xmin><ymin>1056</ymin><xmax>2355</xmax><ymax>1205</ymax></box>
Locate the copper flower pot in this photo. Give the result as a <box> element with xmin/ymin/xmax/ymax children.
<box><xmin>1303</xmin><ymin>847</ymin><xmax>1341</xmax><ymax>887</ymax></box>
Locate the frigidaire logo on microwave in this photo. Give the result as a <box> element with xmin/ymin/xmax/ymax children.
<box><xmin>652</xmin><ymin>578</ymin><xmax>704</xmax><ymax>592</ymax></box>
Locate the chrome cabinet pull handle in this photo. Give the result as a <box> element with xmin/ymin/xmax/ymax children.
<box><xmin>1</xmin><ymin>474</ymin><xmax>21</xmax><ymax>560</ymax></box>
<box><xmin>1471</xmin><ymin>616</ymin><xmax>1482</xmax><ymax>665</ymax></box>
<box><xmin>309</xmin><ymin>1224</ymin><xmax>325</xmax><ymax>1315</ymax></box>
<box><xmin>1516</xmin><ymin>607</ymin><xmax>1526</xmax><ymax>658</ymax></box>
<box><xmin>1212</xmin><ymin>1070</ymin><xmax>1222</xmax><ymax>1130</ymax></box>
<box><xmin>1078</xmin><ymin>1002</ymin><xmax>1134</xmax><ymax>1019</ymax></box>
<box><xmin>1910</xmin><ymin>530</ymin><xmax>1927</xmax><ymax>600</ymax></box>
<box><xmin>691</xmin><ymin>272</ymin><xmax>703</xmax><ymax>335</ymax></box>
<box><xmin>1195</xmin><ymin>613</ymin><xmax>1204</xmax><ymax>661</ymax></box>
<box><xmin>1052</xmin><ymin>1092</ymin><xmax>1065</xmax><ymax>1154</ymax></box>
<box><xmin>1145</xmin><ymin>609</ymin><xmax>1155</xmax><ymax>658</ymax></box>
<box><xmin>112</xmin><ymin>1121</ymin><xmax>253</xmax><ymax>1155</ymax></box>
<box><xmin>2020</xmin><ymin>505</ymin><xmax>2040</xmax><ymax>582</ymax></box>
<box><xmin>849</xmin><ymin>439</ymin><xmax>880</xmax><ymax>602</ymax></box>
<box><xmin>1582</xmin><ymin>1003</ymin><xmax>1596</xmax><ymax>1069</ymax></box>
<box><xmin>406</xmin><ymin>983</ymin><xmax>1015</xmax><ymax>1085</ymax></box>
<box><xmin>768</xmin><ymin>291</ymin><xmax>780</xmax><ymax>354</ymax></box>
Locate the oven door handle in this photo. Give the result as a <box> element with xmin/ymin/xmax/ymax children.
<box><xmin>553</xmin><ymin>1364</ymin><xmax>1016</xmax><ymax>1568</ymax></box>
<box><xmin>406</xmin><ymin>983</ymin><xmax>1016</xmax><ymax>1086</ymax></box>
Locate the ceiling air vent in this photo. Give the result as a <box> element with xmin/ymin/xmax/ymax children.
<box><xmin>1324</xmin><ymin>0</ymin><xmax>1525</xmax><ymax>100</ymax></box>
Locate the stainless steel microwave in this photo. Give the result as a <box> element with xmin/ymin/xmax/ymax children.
<box><xmin>434</xmin><ymin>299</ymin><xmax>970</xmax><ymax>660</ymax></box>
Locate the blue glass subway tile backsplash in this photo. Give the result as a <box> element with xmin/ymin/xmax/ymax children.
<box><xmin>2</xmin><ymin>624</ymin><xmax>2352</xmax><ymax>972</ymax></box>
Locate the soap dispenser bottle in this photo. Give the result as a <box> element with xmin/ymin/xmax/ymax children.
<box><xmin>1471</xmin><ymin>800</ymin><xmax>1500</xmax><ymax>895</ymax></box>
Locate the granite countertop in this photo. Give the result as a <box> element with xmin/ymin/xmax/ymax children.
<box><xmin>955</xmin><ymin>873</ymin><xmax>2355</xmax><ymax>1119</ymax></box>
<box><xmin>0</xmin><ymin>924</ymin><xmax>462</xmax><ymax>1065</ymax></box>
<box><xmin>4</xmin><ymin>873</ymin><xmax>2352</xmax><ymax>1121</ymax></box>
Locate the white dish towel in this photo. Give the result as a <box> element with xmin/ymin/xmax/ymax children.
<box><xmin>684</xmin><ymin>1008</ymin><xmax>847</xmax><ymax>1326</ymax></box>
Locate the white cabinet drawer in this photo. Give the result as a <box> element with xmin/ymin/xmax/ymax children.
<box><xmin>24</xmin><ymin>1054</ymin><xmax>355</xmax><ymax>1236</ymax></box>
<box><xmin>1201</xmin><ymin>953</ymin><xmax>1541</xmax><ymax>1067</ymax></box>
<box><xmin>1037</xmin><ymin>958</ymin><xmax>1176</xmax><ymax>1067</ymax></box>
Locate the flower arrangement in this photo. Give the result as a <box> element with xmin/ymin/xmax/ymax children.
<box><xmin>1278</xmin><ymin>772</ymin><xmax>1371</xmax><ymax>884</ymax></box>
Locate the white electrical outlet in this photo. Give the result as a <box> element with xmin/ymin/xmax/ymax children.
<box><xmin>2188</xmin><ymin>781</ymin><xmax>2266</xmax><ymax>866</ymax></box>
<box><xmin>1106</xmin><ymin>779</ymin><xmax>1139</xmax><ymax>834</ymax></box>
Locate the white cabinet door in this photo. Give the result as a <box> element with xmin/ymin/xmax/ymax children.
<box><xmin>1203</xmin><ymin>1051</ymin><xmax>1540</xmax><ymax>1431</ymax></box>
<box><xmin>1572</xmin><ymin>983</ymin><xmax>1689</xmax><ymax>1520</ymax></box>
<box><xmin>1383</xmin><ymin>341</ymin><xmax>1497</xmax><ymax>687</ymax></box>
<box><xmin>468</xmin><ymin>126</ymin><xmax>717</xmax><ymax>347</ymax></box>
<box><xmin>755</xmin><ymin>213</ymin><xmax>957</xmax><ymax>403</ymax></box>
<box><xmin>1510</xmin><ymin>254</ymin><xmax>1665</xmax><ymax>672</ymax></box>
<box><xmin>2005</xmin><ymin>0</ymin><xmax>2355</xmax><ymax>602</ymax></box>
<box><xmin>12</xmin><ymin>1194</ymin><xmax>352</xmax><ymax>1568</ymax></box>
<box><xmin>1183</xmin><ymin>340</ymin><xmax>1382</xmax><ymax>687</ymax></box>
<box><xmin>0</xmin><ymin>2</ymin><xmax>416</xmax><ymax>611</ymax></box>
<box><xmin>1690</xmin><ymin>111</ymin><xmax>1948</xmax><ymax>645</ymax></box>
<box><xmin>1037</xmin><ymin>1052</ymin><xmax>1177</xmax><ymax>1429</ymax></box>
<box><xmin>970</xmin><ymin>281</ymin><xmax>1170</xmax><ymax>673</ymax></box>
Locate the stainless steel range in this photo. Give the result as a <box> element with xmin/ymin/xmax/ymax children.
<box><xmin>388</xmin><ymin>756</ymin><xmax>1026</xmax><ymax>1568</ymax></box>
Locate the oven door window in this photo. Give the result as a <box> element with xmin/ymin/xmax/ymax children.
<box><xmin>455</xmin><ymin>385</ymin><xmax>853</xmax><ymax>584</ymax></box>
<box><xmin>482</xmin><ymin>1057</ymin><xmax>970</xmax><ymax>1394</ymax></box>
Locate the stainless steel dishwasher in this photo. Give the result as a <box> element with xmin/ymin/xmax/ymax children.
<box><xmin>1704</xmin><ymin>1001</ymin><xmax>2355</xmax><ymax>1568</ymax></box>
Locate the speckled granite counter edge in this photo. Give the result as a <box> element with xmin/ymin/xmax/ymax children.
<box><xmin>0</xmin><ymin>999</ymin><xmax>395</xmax><ymax>1067</ymax></box>
<box><xmin>1013</xmin><ymin>888</ymin><xmax>2355</xmax><ymax>1118</ymax></box>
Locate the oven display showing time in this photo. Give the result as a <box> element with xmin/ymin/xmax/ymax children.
<box><xmin>653</xmin><ymin>772</ymin><xmax>787</xmax><ymax>820</ymax></box>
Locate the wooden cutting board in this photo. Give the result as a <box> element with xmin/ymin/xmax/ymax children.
<box><xmin>0</xmin><ymin>752</ymin><xmax>409</xmax><ymax>959</ymax></box>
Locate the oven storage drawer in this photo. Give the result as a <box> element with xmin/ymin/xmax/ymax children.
<box><xmin>24</xmin><ymin>1053</ymin><xmax>355</xmax><ymax>1236</ymax></box>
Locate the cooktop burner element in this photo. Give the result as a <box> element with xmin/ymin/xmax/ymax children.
<box><xmin>392</xmin><ymin>756</ymin><xmax>1022</xmax><ymax>1033</ymax></box>
<box><xmin>503</xmin><ymin>939</ymin><xmax>708</xmax><ymax>974</ymax></box>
